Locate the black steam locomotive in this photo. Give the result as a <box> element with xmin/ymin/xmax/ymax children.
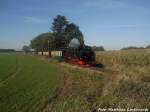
<box><xmin>62</xmin><ymin>38</ymin><xmax>96</xmax><ymax>66</ymax></box>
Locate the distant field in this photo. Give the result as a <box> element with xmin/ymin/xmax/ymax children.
<box><xmin>96</xmin><ymin>49</ymin><xmax>150</xmax><ymax>66</ymax></box>
<box><xmin>0</xmin><ymin>53</ymin><xmax>61</xmax><ymax>112</ymax></box>
<box><xmin>0</xmin><ymin>50</ymin><xmax>150</xmax><ymax>112</ymax></box>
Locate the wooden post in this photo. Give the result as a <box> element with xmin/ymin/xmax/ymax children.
<box><xmin>48</xmin><ymin>40</ymin><xmax>51</xmax><ymax>57</ymax></box>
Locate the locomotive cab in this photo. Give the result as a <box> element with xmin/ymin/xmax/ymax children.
<box><xmin>78</xmin><ymin>46</ymin><xmax>96</xmax><ymax>65</ymax></box>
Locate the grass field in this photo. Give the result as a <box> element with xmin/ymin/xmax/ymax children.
<box><xmin>43</xmin><ymin>49</ymin><xmax>150</xmax><ymax>111</ymax></box>
<box><xmin>0</xmin><ymin>53</ymin><xmax>18</xmax><ymax>82</ymax></box>
<box><xmin>0</xmin><ymin>50</ymin><xmax>150</xmax><ymax>112</ymax></box>
<box><xmin>96</xmin><ymin>49</ymin><xmax>150</xmax><ymax>66</ymax></box>
<box><xmin>95</xmin><ymin>49</ymin><xmax>150</xmax><ymax>109</ymax></box>
<box><xmin>0</xmin><ymin>53</ymin><xmax>61</xmax><ymax>112</ymax></box>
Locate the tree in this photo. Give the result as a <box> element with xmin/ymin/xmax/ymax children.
<box><xmin>30</xmin><ymin>15</ymin><xmax>85</xmax><ymax>51</ymax></box>
<box><xmin>51</xmin><ymin>15</ymin><xmax>68</xmax><ymax>49</ymax></box>
<box><xmin>121</xmin><ymin>46</ymin><xmax>144</xmax><ymax>50</ymax></box>
<box><xmin>30</xmin><ymin>35</ymin><xmax>42</xmax><ymax>52</ymax></box>
<box><xmin>22</xmin><ymin>45</ymin><xmax>31</xmax><ymax>53</ymax></box>
<box><xmin>40</xmin><ymin>33</ymin><xmax>55</xmax><ymax>51</ymax></box>
<box><xmin>64</xmin><ymin>23</ymin><xmax>84</xmax><ymax>46</ymax></box>
<box><xmin>51</xmin><ymin>15</ymin><xmax>68</xmax><ymax>33</ymax></box>
<box><xmin>51</xmin><ymin>15</ymin><xmax>84</xmax><ymax>49</ymax></box>
<box><xmin>30</xmin><ymin>32</ymin><xmax>55</xmax><ymax>52</ymax></box>
<box><xmin>92</xmin><ymin>46</ymin><xmax>105</xmax><ymax>51</ymax></box>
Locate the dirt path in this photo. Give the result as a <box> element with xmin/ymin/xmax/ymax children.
<box><xmin>42</xmin><ymin>65</ymin><xmax>74</xmax><ymax>112</ymax></box>
<box><xmin>101</xmin><ymin>69</ymin><xmax>120</xmax><ymax>96</ymax></box>
<box><xmin>42</xmin><ymin>62</ymin><xmax>121</xmax><ymax>112</ymax></box>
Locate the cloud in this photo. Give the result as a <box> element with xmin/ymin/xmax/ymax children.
<box><xmin>109</xmin><ymin>24</ymin><xmax>150</xmax><ymax>28</ymax></box>
<box><xmin>82</xmin><ymin>0</ymin><xmax>127</xmax><ymax>9</ymax></box>
<box><xmin>23</xmin><ymin>16</ymin><xmax>48</xmax><ymax>23</ymax></box>
<box><xmin>101</xmin><ymin>24</ymin><xmax>150</xmax><ymax>28</ymax></box>
<box><xmin>21</xmin><ymin>7</ymin><xmax>52</xmax><ymax>12</ymax></box>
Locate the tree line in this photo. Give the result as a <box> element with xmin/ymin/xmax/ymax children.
<box><xmin>30</xmin><ymin>15</ymin><xmax>84</xmax><ymax>53</ymax></box>
<box><xmin>121</xmin><ymin>45</ymin><xmax>150</xmax><ymax>50</ymax></box>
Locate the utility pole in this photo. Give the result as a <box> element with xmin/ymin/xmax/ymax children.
<box><xmin>48</xmin><ymin>40</ymin><xmax>51</xmax><ymax>57</ymax></box>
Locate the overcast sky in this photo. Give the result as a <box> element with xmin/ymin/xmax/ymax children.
<box><xmin>0</xmin><ymin>0</ymin><xmax>150</xmax><ymax>50</ymax></box>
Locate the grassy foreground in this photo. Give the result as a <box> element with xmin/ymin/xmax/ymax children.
<box><xmin>0</xmin><ymin>50</ymin><xmax>150</xmax><ymax>112</ymax></box>
<box><xmin>95</xmin><ymin>49</ymin><xmax>150</xmax><ymax>109</ymax></box>
<box><xmin>43</xmin><ymin>49</ymin><xmax>150</xmax><ymax>111</ymax></box>
<box><xmin>0</xmin><ymin>53</ymin><xmax>61</xmax><ymax>112</ymax></box>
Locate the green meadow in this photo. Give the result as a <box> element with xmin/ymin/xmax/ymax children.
<box><xmin>0</xmin><ymin>53</ymin><xmax>61</xmax><ymax>112</ymax></box>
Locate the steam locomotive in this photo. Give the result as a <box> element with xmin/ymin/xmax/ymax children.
<box><xmin>38</xmin><ymin>38</ymin><xmax>97</xmax><ymax>66</ymax></box>
<box><xmin>62</xmin><ymin>38</ymin><xmax>97</xmax><ymax>66</ymax></box>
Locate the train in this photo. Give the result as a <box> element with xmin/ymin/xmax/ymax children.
<box><xmin>62</xmin><ymin>45</ymin><xmax>96</xmax><ymax>66</ymax></box>
<box><xmin>38</xmin><ymin>38</ymin><xmax>97</xmax><ymax>66</ymax></box>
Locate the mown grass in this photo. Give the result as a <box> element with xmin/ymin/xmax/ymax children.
<box><xmin>0</xmin><ymin>53</ymin><xmax>61</xmax><ymax>112</ymax></box>
<box><xmin>0</xmin><ymin>53</ymin><xmax>17</xmax><ymax>82</ymax></box>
